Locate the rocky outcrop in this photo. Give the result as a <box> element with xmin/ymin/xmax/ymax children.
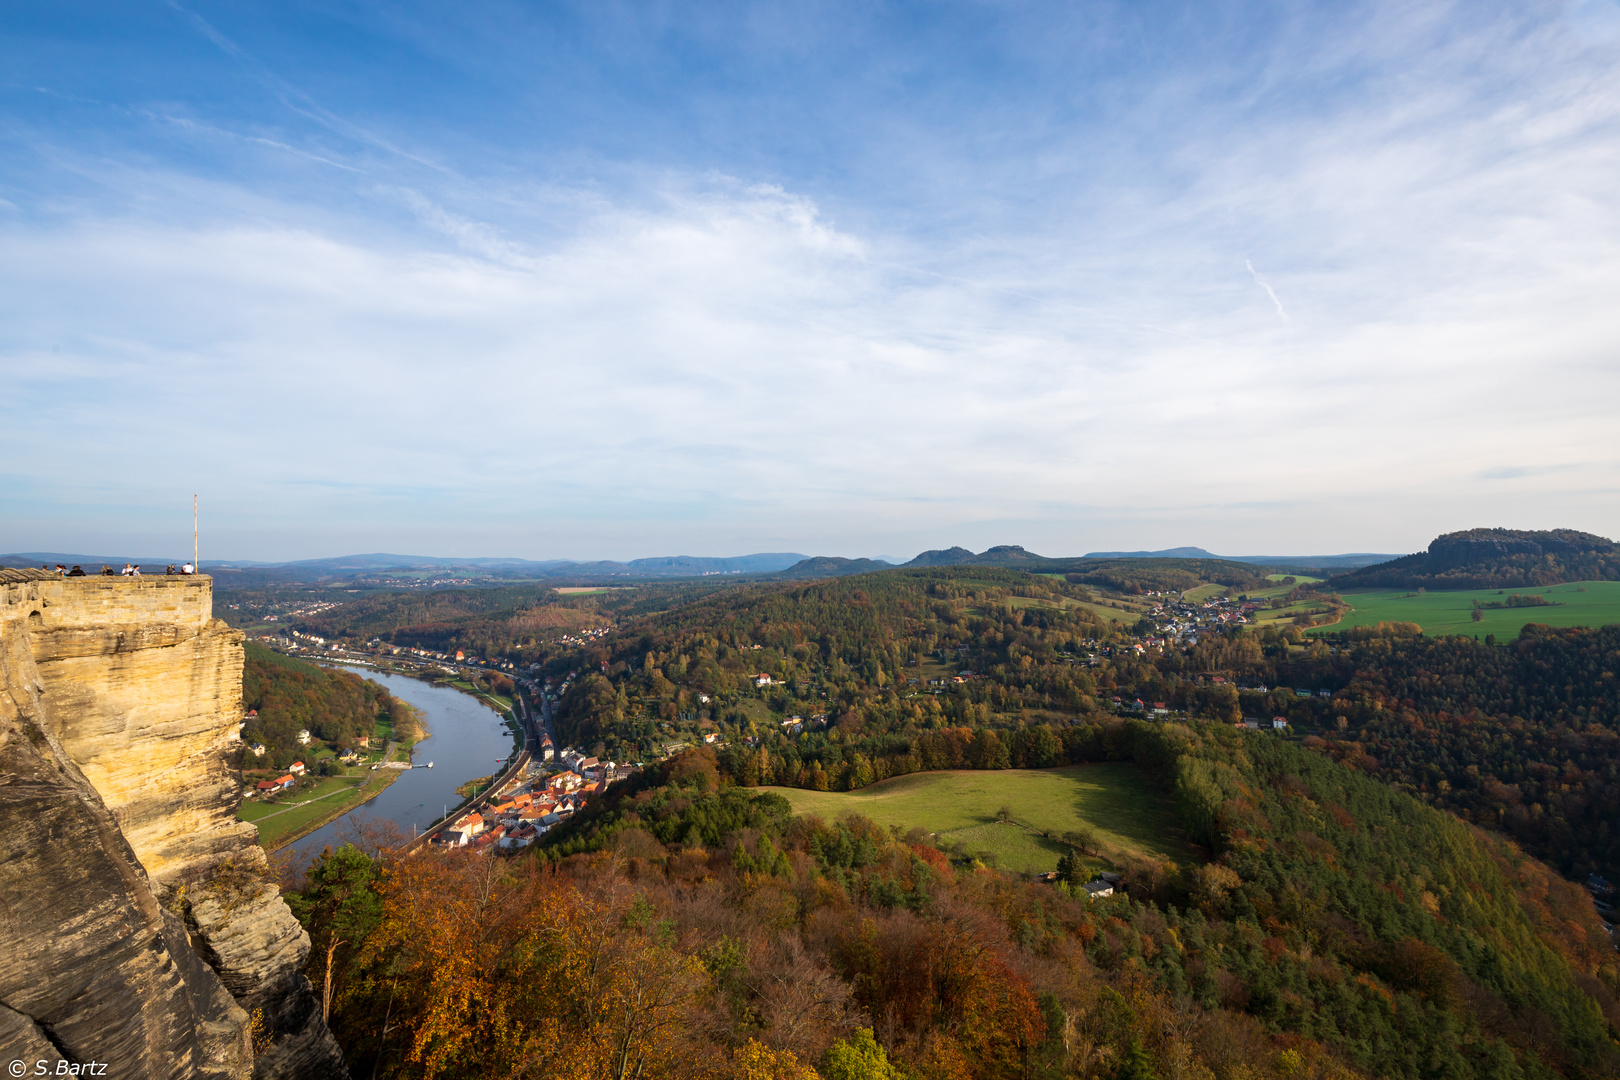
<box><xmin>1331</xmin><ymin>528</ymin><xmax>1620</xmax><ymax>591</ymax></box>
<box><xmin>1425</xmin><ymin>527</ymin><xmax>1611</xmax><ymax>567</ymax></box>
<box><xmin>0</xmin><ymin>570</ymin><xmax>347</xmax><ymax>1079</ymax></box>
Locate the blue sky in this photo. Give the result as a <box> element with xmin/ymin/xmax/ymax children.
<box><xmin>4</xmin><ymin>1</ymin><xmax>1619</xmax><ymax>561</ymax></box>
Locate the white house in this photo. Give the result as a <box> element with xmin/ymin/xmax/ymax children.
<box><xmin>1083</xmin><ymin>880</ymin><xmax>1114</xmax><ymax>899</ymax></box>
<box><xmin>755</xmin><ymin>673</ymin><xmax>773</xmax><ymax>687</ymax></box>
<box><xmin>296</xmin><ymin>729</ymin><xmax>312</xmax><ymax>745</ymax></box>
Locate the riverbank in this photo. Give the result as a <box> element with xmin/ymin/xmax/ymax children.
<box><xmin>251</xmin><ymin>664</ymin><xmax>525</xmax><ymax>858</ymax></box>
<box><xmin>241</xmin><ymin>680</ymin><xmax>431</xmax><ymax>852</ymax></box>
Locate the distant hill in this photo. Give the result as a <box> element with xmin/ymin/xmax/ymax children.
<box><xmin>782</xmin><ymin>545</ymin><xmax>1279</xmax><ymax>588</ymax></box>
<box><xmin>1085</xmin><ymin>546</ymin><xmax>1219</xmax><ymax>559</ymax></box>
<box><xmin>1065</xmin><ymin>557</ymin><xmax>1272</xmax><ymax>594</ymax></box>
<box><xmin>769</xmin><ymin>556</ymin><xmax>895</xmax><ymax>579</ymax></box>
<box><xmin>0</xmin><ymin>552</ymin><xmax>181</xmax><ymax>570</ymax></box>
<box><xmin>1232</xmin><ymin>552</ymin><xmax>1401</xmax><ymax>569</ymax></box>
<box><xmin>902</xmin><ymin>546</ymin><xmax>976</xmax><ymax>567</ymax></box>
<box><xmin>1331</xmin><ymin>528</ymin><xmax>1620</xmax><ymax>590</ymax></box>
<box><xmin>901</xmin><ymin>544</ymin><xmax>1049</xmax><ymax>568</ymax></box>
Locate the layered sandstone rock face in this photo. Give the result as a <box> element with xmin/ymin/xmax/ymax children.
<box><xmin>0</xmin><ymin>570</ymin><xmax>347</xmax><ymax>1079</ymax></box>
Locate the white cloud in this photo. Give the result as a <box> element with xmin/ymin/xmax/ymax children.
<box><xmin>3</xmin><ymin>1</ymin><xmax>1620</xmax><ymax>558</ymax></box>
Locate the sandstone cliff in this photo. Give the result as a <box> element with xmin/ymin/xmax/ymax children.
<box><xmin>0</xmin><ymin>570</ymin><xmax>347</xmax><ymax>1079</ymax></box>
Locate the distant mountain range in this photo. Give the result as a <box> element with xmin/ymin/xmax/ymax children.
<box><xmin>0</xmin><ymin>542</ymin><xmax>1401</xmax><ymax>586</ymax></box>
<box><xmin>1085</xmin><ymin>547</ymin><xmax>1401</xmax><ymax>569</ymax></box>
<box><xmin>0</xmin><ymin>550</ymin><xmax>811</xmax><ymax>584</ymax></box>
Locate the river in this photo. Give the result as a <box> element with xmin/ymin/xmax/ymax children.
<box><xmin>282</xmin><ymin>667</ymin><xmax>518</xmax><ymax>862</ymax></box>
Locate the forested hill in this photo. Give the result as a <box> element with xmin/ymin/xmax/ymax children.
<box><xmin>513</xmin><ymin>721</ymin><xmax>1620</xmax><ymax>1079</ymax></box>
<box><xmin>1289</xmin><ymin>624</ymin><xmax>1620</xmax><ymax>884</ymax></box>
<box><xmin>772</xmin><ymin>549</ymin><xmax>1277</xmax><ymax>587</ymax></box>
<box><xmin>240</xmin><ymin>642</ymin><xmax>398</xmax><ymax>768</ymax></box>
<box><xmin>1331</xmin><ymin>528</ymin><xmax>1620</xmax><ymax>590</ymax></box>
<box><xmin>1064</xmin><ymin>557</ymin><xmax>1270</xmax><ymax>594</ymax></box>
<box><xmin>552</xmin><ymin>567</ymin><xmax>1117</xmax><ymax>762</ymax></box>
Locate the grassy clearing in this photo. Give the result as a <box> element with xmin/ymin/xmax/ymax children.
<box><xmin>735</xmin><ymin>697</ymin><xmax>779</xmax><ymax>725</ymax></box>
<box><xmin>1244</xmin><ymin>577</ymin><xmax>1323</xmax><ymax>601</ymax></box>
<box><xmin>761</xmin><ymin>763</ymin><xmax>1199</xmax><ymax>875</ymax></box>
<box><xmin>1182</xmin><ymin>584</ymin><xmax>1227</xmax><ymax>602</ymax></box>
<box><xmin>1251</xmin><ymin>598</ymin><xmax>1342</xmax><ymax>630</ymax></box>
<box><xmin>1314</xmin><ymin>581</ymin><xmax>1620</xmax><ymax>638</ymax></box>
<box><xmin>1068</xmin><ymin>599</ymin><xmax>1144</xmax><ymax>624</ymax></box>
<box><xmin>240</xmin><ymin>772</ymin><xmax>399</xmax><ymax>849</ymax></box>
<box><xmin>445</xmin><ymin>679</ymin><xmax>515</xmax><ymax>712</ymax></box>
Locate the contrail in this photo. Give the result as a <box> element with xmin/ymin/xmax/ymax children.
<box><xmin>1246</xmin><ymin>260</ymin><xmax>1289</xmax><ymax>322</ymax></box>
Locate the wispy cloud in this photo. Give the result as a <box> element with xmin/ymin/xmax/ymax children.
<box><xmin>1245</xmin><ymin>260</ymin><xmax>1289</xmax><ymax>322</ymax></box>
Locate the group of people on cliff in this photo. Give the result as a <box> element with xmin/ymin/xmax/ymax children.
<box><xmin>45</xmin><ymin>562</ymin><xmax>196</xmax><ymax>577</ymax></box>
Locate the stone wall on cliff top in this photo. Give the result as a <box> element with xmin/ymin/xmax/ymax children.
<box><xmin>0</xmin><ymin>570</ymin><xmax>348</xmax><ymax>1080</ymax></box>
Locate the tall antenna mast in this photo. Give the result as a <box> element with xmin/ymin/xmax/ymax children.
<box><xmin>193</xmin><ymin>494</ymin><xmax>199</xmax><ymax>572</ymax></box>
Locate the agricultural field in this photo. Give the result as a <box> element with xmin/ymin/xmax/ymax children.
<box><xmin>1312</xmin><ymin>580</ymin><xmax>1620</xmax><ymax>638</ymax></box>
<box><xmin>761</xmin><ymin>762</ymin><xmax>1199</xmax><ymax>875</ymax></box>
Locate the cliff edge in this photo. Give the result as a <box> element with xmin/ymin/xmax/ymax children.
<box><xmin>0</xmin><ymin>570</ymin><xmax>347</xmax><ymax>1079</ymax></box>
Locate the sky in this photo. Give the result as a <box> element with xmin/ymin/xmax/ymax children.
<box><xmin>3</xmin><ymin>0</ymin><xmax>1619</xmax><ymax>562</ymax></box>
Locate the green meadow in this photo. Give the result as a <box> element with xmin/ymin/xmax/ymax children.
<box><xmin>238</xmin><ymin>773</ymin><xmax>392</xmax><ymax>849</ymax></box>
<box><xmin>1182</xmin><ymin>583</ymin><xmax>1227</xmax><ymax>602</ymax></box>
<box><xmin>761</xmin><ymin>762</ymin><xmax>1199</xmax><ymax>875</ymax></box>
<box><xmin>1312</xmin><ymin>580</ymin><xmax>1620</xmax><ymax>638</ymax></box>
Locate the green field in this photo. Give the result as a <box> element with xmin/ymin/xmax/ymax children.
<box><xmin>238</xmin><ymin>773</ymin><xmax>397</xmax><ymax>848</ymax></box>
<box><xmin>761</xmin><ymin>763</ymin><xmax>1199</xmax><ymax>875</ymax></box>
<box><xmin>1312</xmin><ymin>580</ymin><xmax>1620</xmax><ymax>638</ymax></box>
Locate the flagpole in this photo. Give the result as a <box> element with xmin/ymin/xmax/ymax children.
<box><xmin>193</xmin><ymin>494</ymin><xmax>199</xmax><ymax>573</ymax></box>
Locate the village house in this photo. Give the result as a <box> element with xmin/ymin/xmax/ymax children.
<box><xmin>288</xmin><ymin>761</ymin><xmax>306</xmax><ymax>775</ymax></box>
<box><xmin>500</xmin><ymin>824</ymin><xmax>540</xmax><ymax>850</ymax></box>
<box><xmin>296</xmin><ymin>729</ymin><xmax>311</xmax><ymax>745</ymax></box>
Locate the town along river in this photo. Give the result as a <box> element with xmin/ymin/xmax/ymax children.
<box><xmin>283</xmin><ymin>667</ymin><xmax>518</xmax><ymax>863</ymax></box>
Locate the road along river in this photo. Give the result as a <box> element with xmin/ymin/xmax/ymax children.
<box><xmin>283</xmin><ymin>667</ymin><xmax>518</xmax><ymax>862</ymax></box>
